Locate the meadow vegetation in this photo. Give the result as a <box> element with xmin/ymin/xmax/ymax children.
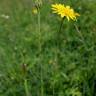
<box><xmin>0</xmin><ymin>0</ymin><xmax>96</xmax><ymax>96</ymax></box>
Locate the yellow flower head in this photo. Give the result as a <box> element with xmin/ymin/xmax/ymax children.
<box><xmin>51</xmin><ymin>4</ymin><xmax>80</xmax><ymax>21</ymax></box>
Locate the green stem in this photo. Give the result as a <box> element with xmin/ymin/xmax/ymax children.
<box><xmin>38</xmin><ymin>8</ymin><xmax>44</xmax><ymax>96</ymax></box>
<box><xmin>57</xmin><ymin>18</ymin><xmax>64</xmax><ymax>64</ymax></box>
<box><xmin>53</xmin><ymin>18</ymin><xmax>64</xmax><ymax>96</ymax></box>
<box><xmin>21</xmin><ymin>53</ymin><xmax>30</xmax><ymax>96</ymax></box>
<box><xmin>24</xmin><ymin>79</ymin><xmax>30</xmax><ymax>96</ymax></box>
<box><xmin>58</xmin><ymin>18</ymin><xmax>64</xmax><ymax>35</ymax></box>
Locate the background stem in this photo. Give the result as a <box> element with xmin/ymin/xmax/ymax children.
<box><xmin>24</xmin><ymin>79</ymin><xmax>30</xmax><ymax>96</ymax></box>
<box><xmin>38</xmin><ymin>8</ymin><xmax>44</xmax><ymax>96</ymax></box>
<box><xmin>53</xmin><ymin>18</ymin><xmax>64</xmax><ymax>96</ymax></box>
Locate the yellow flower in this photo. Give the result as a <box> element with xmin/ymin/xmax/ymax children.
<box><xmin>51</xmin><ymin>4</ymin><xmax>80</xmax><ymax>21</ymax></box>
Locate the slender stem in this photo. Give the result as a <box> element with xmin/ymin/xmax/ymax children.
<box><xmin>53</xmin><ymin>18</ymin><xmax>64</xmax><ymax>96</ymax></box>
<box><xmin>56</xmin><ymin>18</ymin><xmax>64</xmax><ymax>67</ymax></box>
<box><xmin>24</xmin><ymin>79</ymin><xmax>30</xmax><ymax>96</ymax></box>
<box><xmin>58</xmin><ymin>18</ymin><xmax>64</xmax><ymax>35</ymax></box>
<box><xmin>38</xmin><ymin>8</ymin><xmax>44</xmax><ymax>96</ymax></box>
<box><xmin>21</xmin><ymin>52</ymin><xmax>30</xmax><ymax>96</ymax></box>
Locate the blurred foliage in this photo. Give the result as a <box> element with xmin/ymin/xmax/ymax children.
<box><xmin>0</xmin><ymin>0</ymin><xmax>96</xmax><ymax>96</ymax></box>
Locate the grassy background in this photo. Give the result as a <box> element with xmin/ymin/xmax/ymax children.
<box><xmin>0</xmin><ymin>0</ymin><xmax>96</xmax><ymax>96</ymax></box>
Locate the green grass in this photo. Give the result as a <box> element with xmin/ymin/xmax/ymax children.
<box><xmin>0</xmin><ymin>0</ymin><xmax>96</xmax><ymax>96</ymax></box>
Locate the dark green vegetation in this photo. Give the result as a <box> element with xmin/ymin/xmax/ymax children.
<box><xmin>0</xmin><ymin>0</ymin><xmax>96</xmax><ymax>96</ymax></box>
